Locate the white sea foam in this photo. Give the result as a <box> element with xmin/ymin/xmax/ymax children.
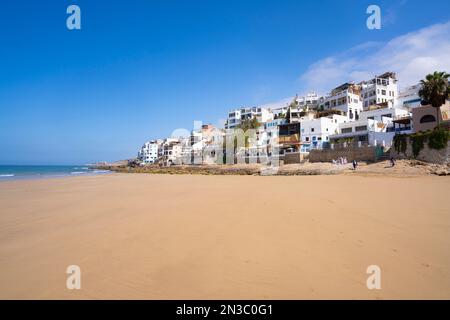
<box><xmin>0</xmin><ymin>174</ymin><xmax>14</xmax><ymax>177</ymax></box>
<box><xmin>92</xmin><ymin>170</ymin><xmax>110</xmax><ymax>174</ymax></box>
<box><xmin>71</xmin><ymin>171</ymin><xmax>86</xmax><ymax>175</ymax></box>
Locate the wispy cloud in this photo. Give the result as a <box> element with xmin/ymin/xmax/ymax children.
<box><xmin>258</xmin><ymin>96</ymin><xmax>295</xmax><ymax>110</ymax></box>
<box><xmin>299</xmin><ymin>21</ymin><xmax>450</xmax><ymax>94</ymax></box>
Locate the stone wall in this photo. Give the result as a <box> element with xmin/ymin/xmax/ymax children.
<box><xmin>309</xmin><ymin>146</ymin><xmax>377</xmax><ymax>163</ymax></box>
<box><xmin>284</xmin><ymin>152</ymin><xmax>306</xmax><ymax>164</ymax></box>
<box><xmin>390</xmin><ymin>141</ymin><xmax>450</xmax><ymax>164</ymax></box>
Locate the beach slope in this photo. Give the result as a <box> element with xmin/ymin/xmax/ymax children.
<box><xmin>0</xmin><ymin>174</ymin><xmax>449</xmax><ymax>299</ymax></box>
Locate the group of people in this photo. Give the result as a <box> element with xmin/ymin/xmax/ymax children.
<box><xmin>331</xmin><ymin>155</ymin><xmax>396</xmax><ymax>171</ymax></box>
<box><xmin>332</xmin><ymin>157</ymin><xmax>348</xmax><ymax>165</ymax></box>
<box><xmin>332</xmin><ymin>157</ymin><xmax>359</xmax><ymax>170</ymax></box>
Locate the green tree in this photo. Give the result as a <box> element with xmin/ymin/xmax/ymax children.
<box><xmin>418</xmin><ymin>71</ymin><xmax>450</xmax><ymax>126</ymax></box>
<box><xmin>236</xmin><ymin>117</ymin><xmax>260</xmax><ymax>131</ymax></box>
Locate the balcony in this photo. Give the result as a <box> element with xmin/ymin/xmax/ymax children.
<box><xmin>278</xmin><ymin>134</ymin><xmax>300</xmax><ymax>144</ymax></box>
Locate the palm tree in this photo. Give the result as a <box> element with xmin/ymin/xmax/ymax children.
<box><xmin>418</xmin><ymin>71</ymin><xmax>450</xmax><ymax>127</ymax></box>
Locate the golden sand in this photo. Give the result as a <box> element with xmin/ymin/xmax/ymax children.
<box><xmin>0</xmin><ymin>173</ymin><xmax>449</xmax><ymax>299</ymax></box>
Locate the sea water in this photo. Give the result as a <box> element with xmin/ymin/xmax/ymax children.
<box><xmin>0</xmin><ymin>165</ymin><xmax>110</xmax><ymax>181</ymax></box>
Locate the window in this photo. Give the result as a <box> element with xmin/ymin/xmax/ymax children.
<box><xmin>381</xmin><ymin>90</ymin><xmax>386</xmax><ymax>95</ymax></box>
<box><xmin>311</xmin><ymin>128</ymin><xmax>315</xmax><ymax>132</ymax></box>
<box><xmin>305</xmin><ymin>137</ymin><xmax>310</xmax><ymax>142</ymax></box>
<box><xmin>355</xmin><ymin>125</ymin><xmax>367</xmax><ymax>132</ymax></box>
<box><xmin>341</xmin><ymin>127</ymin><xmax>353</xmax><ymax>133</ymax></box>
<box><xmin>420</xmin><ymin>115</ymin><xmax>436</xmax><ymax>123</ymax></box>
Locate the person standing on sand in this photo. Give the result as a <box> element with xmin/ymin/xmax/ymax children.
<box><xmin>352</xmin><ymin>160</ymin><xmax>357</xmax><ymax>170</ymax></box>
<box><xmin>390</xmin><ymin>157</ymin><xmax>396</xmax><ymax>167</ymax></box>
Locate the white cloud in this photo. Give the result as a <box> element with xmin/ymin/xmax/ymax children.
<box><xmin>258</xmin><ymin>96</ymin><xmax>294</xmax><ymax>110</ymax></box>
<box><xmin>299</xmin><ymin>21</ymin><xmax>450</xmax><ymax>94</ymax></box>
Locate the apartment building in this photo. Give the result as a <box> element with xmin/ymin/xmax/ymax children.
<box><xmin>397</xmin><ymin>83</ymin><xmax>422</xmax><ymax>109</ymax></box>
<box><xmin>271</xmin><ymin>106</ymin><xmax>289</xmax><ymax>120</ymax></box>
<box><xmin>329</xmin><ymin>106</ymin><xmax>410</xmax><ymax>147</ymax></box>
<box><xmin>297</xmin><ymin>91</ymin><xmax>320</xmax><ymax>109</ymax></box>
<box><xmin>278</xmin><ymin>122</ymin><xmax>301</xmax><ymax>153</ymax></box>
<box><xmin>190</xmin><ymin>124</ymin><xmax>225</xmax><ymax>164</ymax></box>
<box><xmin>289</xmin><ymin>107</ymin><xmax>316</xmax><ymax>123</ymax></box>
<box><xmin>265</xmin><ymin>118</ymin><xmax>287</xmax><ymax>131</ymax></box>
<box><xmin>225</xmin><ymin>106</ymin><xmax>273</xmax><ymax>129</ymax></box>
<box><xmin>358</xmin><ymin>105</ymin><xmax>409</xmax><ymax>122</ymax></box>
<box><xmin>323</xmin><ymin>82</ymin><xmax>363</xmax><ymax>120</ymax></box>
<box><xmin>161</xmin><ymin>139</ymin><xmax>183</xmax><ymax>165</ymax></box>
<box><xmin>138</xmin><ymin>140</ymin><xmax>162</xmax><ymax>164</ymax></box>
<box><xmin>360</xmin><ymin>72</ymin><xmax>398</xmax><ymax>110</ymax></box>
<box><xmin>300</xmin><ymin>115</ymin><xmax>348</xmax><ymax>152</ymax></box>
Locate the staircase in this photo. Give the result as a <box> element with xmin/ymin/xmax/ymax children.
<box><xmin>376</xmin><ymin>147</ymin><xmax>391</xmax><ymax>161</ymax></box>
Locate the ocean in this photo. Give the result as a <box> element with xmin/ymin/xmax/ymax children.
<box><xmin>0</xmin><ymin>165</ymin><xmax>110</xmax><ymax>181</ymax></box>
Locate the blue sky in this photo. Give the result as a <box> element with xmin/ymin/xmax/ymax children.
<box><xmin>0</xmin><ymin>0</ymin><xmax>449</xmax><ymax>164</ymax></box>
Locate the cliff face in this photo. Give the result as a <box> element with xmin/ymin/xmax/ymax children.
<box><xmin>391</xmin><ymin>141</ymin><xmax>450</xmax><ymax>165</ymax></box>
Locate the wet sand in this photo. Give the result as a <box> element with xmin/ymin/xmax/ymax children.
<box><xmin>0</xmin><ymin>173</ymin><xmax>449</xmax><ymax>299</ymax></box>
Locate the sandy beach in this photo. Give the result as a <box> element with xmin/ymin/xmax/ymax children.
<box><xmin>0</xmin><ymin>173</ymin><xmax>449</xmax><ymax>299</ymax></box>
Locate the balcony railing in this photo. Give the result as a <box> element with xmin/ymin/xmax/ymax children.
<box><xmin>278</xmin><ymin>134</ymin><xmax>300</xmax><ymax>144</ymax></box>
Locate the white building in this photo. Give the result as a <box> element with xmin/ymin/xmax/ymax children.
<box><xmin>225</xmin><ymin>109</ymin><xmax>241</xmax><ymax>129</ymax></box>
<box><xmin>297</xmin><ymin>92</ymin><xmax>320</xmax><ymax>109</ymax></box>
<box><xmin>265</xmin><ymin>118</ymin><xmax>287</xmax><ymax>131</ymax></box>
<box><xmin>360</xmin><ymin>72</ymin><xmax>398</xmax><ymax>110</ymax></box>
<box><xmin>329</xmin><ymin>106</ymin><xmax>410</xmax><ymax>147</ymax></box>
<box><xmin>271</xmin><ymin>106</ymin><xmax>289</xmax><ymax>120</ymax></box>
<box><xmin>138</xmin><ymin>140</ymin><xmax>162</xmax><ymax>164</ymax></box>
<box><xmin>323</xmin><ymin>82</ymin><xmax>363</xmax><ymax>120</ymax></box>
<box><xmin>289</xmin><ymin>108</ymin><xmax>316</xmax><ymax>123</ymax></box>
<box><xmin>300</xmin><ymin>114</ymin><xmax>348</xmax><ymax>152</ymax></box>
<box><xmin>161</xmin><ymin>139</ymin><xmax>183</xmax><ymax>165</ymax></box>
<box><xmin>190</xmin><ymin>124</ymin><xmax>225</xmax><ymax>164</ymax></box>
<box><xmin>225</xmin><ymin>106</ymin><xmax>273</xmax><ymax>129</ymax></box>
<box><xmin>359</xmin><ymin>105</ymin><xmax>409</xmax><ymax>122</ymax></box>
<box><xmin>397</xmin><ymin>83</ymin><xmax>422</xmax><ymax>109</ymax></box>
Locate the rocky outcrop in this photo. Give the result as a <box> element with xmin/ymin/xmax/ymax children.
<box><xmin>391</xmin><ymin>141</ymin><xmax>450</xmax><ymax>165</ymax></box>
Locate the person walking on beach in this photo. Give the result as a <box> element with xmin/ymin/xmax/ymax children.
<box><xmin>390</xmin><ymin>157</ymin><xmax>396</xmax><ymax>167</ymax></box>
<box><xmin>352</xmin><ymin>159</ymin><xmax>357</xmax><ymax>170</ymax></box>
